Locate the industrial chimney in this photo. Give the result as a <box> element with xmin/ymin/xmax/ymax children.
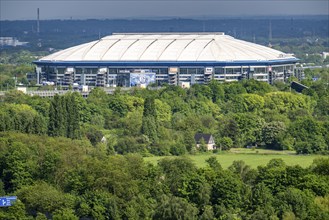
<box><xmin>37</xmin><ymin>8</ymin><xmax>40</xmax><ymax>34</ymax></box>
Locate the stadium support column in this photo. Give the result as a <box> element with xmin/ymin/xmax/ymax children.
<box><xmin>81</xmin><ymin>68</ymin><xmax>86</xmax><ymax>85</ymax></box>
<box><xmin>36</xmin><ymin>66</ymin><xmax>42</xmax><ymax>85</ymax></box>
<box><xmin>248</xmin><ymin>67</ymin><xmax>254</xmax><ymax>80</ymax></box>
<box><xmin>268</xmin><ymin>66</ymin><xmax>273</xmax><ymax>84</ymax></box>
<box><xmin>204</xmin><ymin>67</ymin><xmax>213</xmax><ymax>83</ymax></box>
<box><xmin>168</xmin><ymin>67</ymin><xmax>178</xmax><ymax>85</ymax></box>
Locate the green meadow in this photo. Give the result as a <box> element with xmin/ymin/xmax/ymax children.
<box><xmin>144</xmin><ymin>148</ymin><xmax>327</xmax><ymax>169</ymax></box>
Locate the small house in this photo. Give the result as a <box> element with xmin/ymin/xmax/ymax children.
<box><xmin>194</xmin><ymin>133</ymin><xmax>216</xmax><ymax>150</ymax></box>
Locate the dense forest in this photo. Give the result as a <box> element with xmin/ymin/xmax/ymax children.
<box><xmin>0</xmin><ymin>131</ymin><xmax>328</xmax><ymax>219</ymax></box>
<box><xmin>0</xmin><ymin>67</ymin><xmax>329</xmax><ymax>218</ymax></box>
<box><xmin>1</xmin><ymin>68</ymin><xmax>329</xmax><ymax>154</ymax></box>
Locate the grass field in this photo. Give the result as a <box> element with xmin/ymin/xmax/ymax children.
<box><xmin>144</xmin><ymin>148</ymin><xmax>327</xmax><ymax>169</ymax></box>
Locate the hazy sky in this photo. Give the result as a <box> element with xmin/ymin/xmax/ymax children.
<box><xmin>1</xmin><ymin>0</ymin><xmax>328</xmax><ymax>20</ymax></box>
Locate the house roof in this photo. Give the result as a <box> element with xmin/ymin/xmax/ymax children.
<box><xmin>194</xmin><ymin>133</ymin><xmax>213</xmax><ymax>144</ymax></box>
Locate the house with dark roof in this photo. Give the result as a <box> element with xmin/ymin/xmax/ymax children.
<box><xmin>194</xmin><ymin>133</ymin><xmax>216</xmax><ymax>150</ymax></box>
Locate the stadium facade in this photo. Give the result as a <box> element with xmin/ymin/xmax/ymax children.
<box><xmin>33</xmin><ymin>33</ymin><xmax>299</xmax><ymax>87</ymax></box>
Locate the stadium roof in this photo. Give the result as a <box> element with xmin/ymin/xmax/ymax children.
<box><xmin>37</xmin><ymin>33</ymin><xmax>297</xmax><ymax>64</ymax></box>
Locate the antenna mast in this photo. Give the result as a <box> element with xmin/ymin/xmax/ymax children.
<box><xmin>37</xmin><ymin>8</ymin><xmax>40</xmax><ymax>34</ymax></box>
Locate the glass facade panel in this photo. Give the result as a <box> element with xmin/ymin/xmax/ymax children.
<box><xmin>188</xmin><ymin>68</ymin><xmax>196</xmax><ymax>74</ymax></box>
<box><xmin>254</xmin><ymin>67</ymin><xmax>266</xmax><ymax>73</ymax></box>
<box><xmin>57</xmin><ymin>68</ymin><xmax>65</xmax><ymax>75</ymax></box>
<box><xmin>233</xmin><ymin>68</ymin><xmax>241</xmax><ymax>74</ymax></box>
<box><xmin>108</xmin><ymin>68</ymin><xmax>117</xmax><ymax>74</ymax></box>
<box><xmin>75</xmin><ymin>68</ymin><xmax>83</xmax><ymax>74</ymax></box>
<box><xmin>180</xmin><ymin>68</ymin><xmax>188</xmax><ymax>74</ymax></box>
<box><xmin>273</xmin><ymin>66</ymin><xmax>284</xmax><ymax>73</ymax></box>
<box><xmin>215</xmin><ymin>68</ymin><xmax>225</xmax><ymax>74</ymax></box>
<box><xmin>196</xmin><ymin>68</ymin><xmax>204</xmax><ymax>74</ymax></box>
<box><xmin>226</xmin><ymin>68</ymin><xmax>233</xmax><ymax>74</ymax></box>
<box><xmin>85</xmin><ymin>68</ymin><xmax>98</xmax><ymax>74</ymax></box>
<box><xmin>159</xmin><ymin>68</ymin><xmax>168</xmax><ymax>74</ymax></box>
<box><xmin>242</xmin><ymin>68</ymin><xmax>249</xmax><ymax>74</ymax></box>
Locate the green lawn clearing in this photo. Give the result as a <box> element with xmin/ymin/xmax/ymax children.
<box><xmin>144</xmin><ymin>148</ymin><xmax>327</xmax><ymax>169</ymax></box>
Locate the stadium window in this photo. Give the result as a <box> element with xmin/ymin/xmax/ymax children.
<box><xmin>254</xmin><ymin>67</ymin><xmax>266</xmax><ymax>74</ymax></box>
<box><xmin>108</xmin><ymin>68</ymin><xmax>117</xmax><ymax>74</ymax></box>
<box><xmin>273</xmin><ymin>66</ymin><xmax>284</xmax><ymax>73</ymax></box>
<box><xmin>180</xmin><ymin>68</ymin><xmax>188</xmax><ymax>74</ymax></box>
<box><xmin>188</xmin><ymin>68</ymin><xmax>197</xmax><ymax>75</ymax></box>
<box><xmin>85</xmin><ymin>68</ymin><xmax>98</xmax><ymax>74</ymax></box>
<box><xmin>233</xmin><ymin>68</ymin><xmax>241</xmax><ymax>74</ymax></box>
<box><xmin>57</xmin><ymin>68</ymin><xmax>65</xmax><ymax>75</ymax></box>
<box><xmin>226</xmin><ymin>68</ymin><xmax>233</xmax><ymax>74</ymax></box>
<box><xmin>159</xmin><ymin>68</ymin><xmax>168</xmax><ymax>74</ymax></box>
<box><xmin>151</xmin><ymin>69</ymin><xmax>159</xmax><ymax>73</ymax></box>
<box><xmin>75</xmin><ymin>68</ymin><xmax>83</xmax><ymax>74</ymax></box>
<box><xmin>242</xmin><ymin>68</ymin><xmax>249</xmax><ymax>74</ymax></box>
<box><xmin>215</xmin><ymin>68</ymin><xmax>225</xmax><ymax>74</ymax></box>
<box><xmin>196</xmin><ymin>68</ymin><xmax>204</xmax><ymax>74</ymax></box>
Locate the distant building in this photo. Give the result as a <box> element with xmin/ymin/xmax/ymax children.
<box><xmin>194</xmin><ymin>133</ymin><xmax>216</xmax><ymax>151</ymax></box>
<box><xmin>322</xmin><ymin>52</ymin><xmax>329</xmax><ymax>59</ymax></box>
<box><xmin>0</xmin><ymin>37</ymin><xmax>28</xmax><ymax>47</ymax></box>
<box><xmin>33</xmin><ymin>32</ymin><xmax>299</xmax><ymax>87</ymax></box>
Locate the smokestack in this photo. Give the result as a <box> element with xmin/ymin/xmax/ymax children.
<box><xmin>37</xmin><ymin>8</ymin><xmax>40</xmax><ymax>34</ymax></box>
<box><xmin>268</xmin><ymin>20</ymin><xmax>272</xmax><ymax>47</ymax></box>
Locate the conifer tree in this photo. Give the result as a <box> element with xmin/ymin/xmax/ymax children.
<box><xmin>58</xmin><ymin>96</ymin><xmax>67</xmax><ymax>137</ymax></box>
<box><xmin>47</xmin><ymin>95</ymin><xmax>57</xmax><ymax>136</ymax></box>
<box><xmin>141</xmin><ymin>97</ymin><xmax>158</xmax><ymax>142</ymax></box>
<box><xmin>48</xmin><ymin>95</ymin><xmax>67</xmax><ymax>137</ymax></box>
<box><xmin>66</xmin><ymin>94</ymin><xmax>80</xmax><ymax>139</ymax></box>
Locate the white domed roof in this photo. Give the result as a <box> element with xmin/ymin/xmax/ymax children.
<box><xmin>39</xmin><ymin>33</ymin><xmax>296</xmax><ymax>62</ymax></box>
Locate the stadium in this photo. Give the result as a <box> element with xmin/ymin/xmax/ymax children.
<box><xmin>33</xmin><ymin>33</ymin><xmax>299</xmax><ymax>87</ymax></box>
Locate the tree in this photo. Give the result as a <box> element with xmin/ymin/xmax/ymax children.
<box><xmin>211</xmin><ymin>171</ymin><xmax>244</xmax><ymax>209</ymax></box>
<box><xmin>158</xmin><ymin>157</ymin><xmax>197</xmax><ymax>196</ymax></box>
<box><xmin>250</xmin><ymin>183</ymin><xmax>274</xmax><ymax>212</ymax></box>
<box><xmin>86</xmin><ymin>87</ymin><xmax>108</xmax><ymax>108</ymax></box>
<box><xmin>256</xmin><ymin>159</ymin><xmax>288</xmax><ymax>193</ymax></box>
<box><xmin>206</xmin><ymin>156</ymin><xmax>222</xmax><ymax>171</ymax></box>
<box><xmin>141</xmin><ymin>97</ymin><xmax>158</xmax><ymax>143</ymax></box>
<box><xmin>1</xmin><ymin>141</ymin><xmax>34</xmax><ymax>192</ymax></box>
<box><xmin>228</xmin><ymin>160</ymin><xmax>253</xmax><ymax>183</ymax></box>
<box><xmin>262</xmin><ymin>121</ymin><xmax>287</xmax><ymax>149</ymax></box>
<box><xmin>85</xmin><ymin>126</ymin><xmax>103</xmax><ymax>147</ymax></box>
<box><xmin>241</xmin><ymin>93</ymin><xmax>265</xmax><ymax>113</ymax></box>
<box><xmin>66</xmin><ymin>93</ymin><xmax>80</xmax><ymax>139</ymax></box>
<box><xmin>264</xmin><ymin>92</ymin><xmax>313</xmax><ymax>115</ymax></box>
<box><xmin>274</xmin><ymin>187</ymin><xmax>316</xmax><ymax>220</ymax></box>
<box><xmin>230</xmin><ymin>113</ymin><xmax>264</xmax><ymax>147</ymax></box>
<box><xmin>153</xmin><ymin>195</ymin><xmax>198</xmax><ymax>220</ymax></box>
<box><xmin>242</xmin><ymin>79</ymin><xmax>273</xmax><ymax>95</ymax></box>
<box><xmin>315</xmin><ymin>95</ymin><xmax>329</xmax><ymax>116</ymax></box>
<box><xmin>48</xmin><ymin>93</ymin><xmax>80</xmax><ymax>139</ymax></box>
<box><xmin>48</xmin><ymin>95</ymin><xmax>66</xmax><ymax>137</ymax></box>
<box><xmin>218</xmin><ymin>136</ymin><xmax>233</xmax><ymax>151</ymax></box>
<box><xmin>17</xmin><ymin>181</ymin><xmax>75</xmax><ymax>215</ymax></box>
<box><xmin>288</xmin><ymin>117</ymin><xmax>327</xmax><ymax>154</ymax></box>
<box><xmin>208</xmin><ymin>80</ymin><xmax>225</xmax><ymax>103</ymax></box>
<box><xmin>53</xmin><ymin>208</ymin><xmax>79</xmax><ymax>220</ymax></box>
<box><xmin>199</xmin><ymin>138</ymin><xmax>208</xmax><ymax>152</ymax></box>
<box><xmin>155</xmin><ymin>99</ymin><xmax>171</xmax><ymax>125</ymax></box>
<box><xmin>311</xmin><ymin>158</ymin><xmax>329</xmax><ymax>176</ymax></box>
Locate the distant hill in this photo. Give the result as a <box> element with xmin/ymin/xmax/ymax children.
<box><xmin>0</xmin><ymin>16</ymin><xmax>328</xmax><ymax>50</ymax></box>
